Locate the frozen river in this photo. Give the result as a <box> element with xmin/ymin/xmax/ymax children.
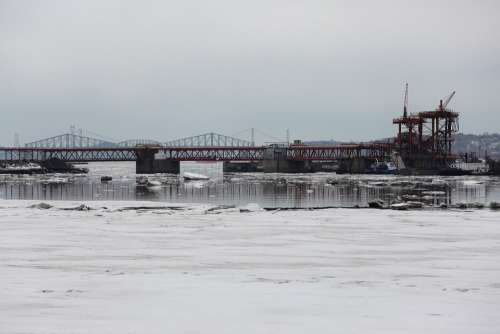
<box><xmin>1</xmin><ymin>200</ymin><xmax>499</xmax><ymax>333</ymax></box>
<box><xmin>2</xmin><ymin>163</ymin><xmax>500</xmax><ymax>332</ymax></box>
<box><xmin>1</xmin><ymin>162</ymin><xmax>500</xmax><ymax>208</ymax></box>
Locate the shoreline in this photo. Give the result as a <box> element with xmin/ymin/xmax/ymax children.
<box><xmin>1</xmin><ymin>199</ymin><xmax>499</xmax><ymax>212</ymax></box>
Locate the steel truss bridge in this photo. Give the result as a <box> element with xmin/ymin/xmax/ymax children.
<box><xmin>164</xmin><ymin>132</ymin><xmax>253</xmax><ymax>147</ymax></box>
<box><xmin>0</xmin><ymin>144</ymin><xmax>391</xmax><ymax>163</ymax></box>
<box><xmin>24</xmin><ymin>133</ymin><xmax>116</xmax><ymax>148</ymax></box>
<box><xmin>23</xmin><ymin>132</ymin><xmax>253</xmax><ymax>149</ymax></box>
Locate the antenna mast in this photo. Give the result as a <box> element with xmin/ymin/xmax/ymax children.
<box><xmin>403</xmin><ymin>83</ymin><xmax>409</xmax><ymax>118</ymax></box>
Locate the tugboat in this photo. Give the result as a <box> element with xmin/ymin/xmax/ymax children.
<box><xmin>448</xmin><ymin>158</ymin><xmax>489</xmax><ymax>175</ymax></box>
<box><xmin>367</xmin><ymin>160</ymin><xmax>397</xmax><ymax>174</ymax></box>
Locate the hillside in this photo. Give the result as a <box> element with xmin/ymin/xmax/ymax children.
<box><xmin>453</xmin><ymin>133</ymin><xmax>500</xmax><ymax>159</ymax></box>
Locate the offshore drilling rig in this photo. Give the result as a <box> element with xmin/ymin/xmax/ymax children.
<box><xmin>393</xmin><ymin>84</ymin><xmax>459</xmax><ymax>173</ymax></box>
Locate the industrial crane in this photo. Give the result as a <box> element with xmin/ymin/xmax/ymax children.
<box><xmin>439</xmin><ymin>90</ymin><xmax>456</xmax><ymax>111</ymax></box>
<box><xmin>403</xmin><ymin>83</ymin><xmax>409</xmax><ymax>118</ymax></box>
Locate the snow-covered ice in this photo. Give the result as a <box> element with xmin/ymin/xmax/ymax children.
<box><xmin>183</xmin><ymin>172</ymin><xmax>210</xmax><ymax>181</ymax></box>
<box><xmin>1</xmin><ymin>200</ymin><xmax>500</xmax><ymax>333</ymax></box>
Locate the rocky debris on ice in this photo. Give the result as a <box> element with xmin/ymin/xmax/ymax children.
<box><xmin>455</xmin><ymin>202</ymin><xmax>485</xmax><ymax>209</ymax></box>
<box><xmin>205</xmin><ymin>205</ymin><xmax>237</xmax><ymax>214</ymax></box>
<box><xmin>239</xmin><ymin>203</ymin><xmax>263</xmax><ymax>213</ymax></box>
<box><xmin>421</xmin><ymin>191</ymin><xmax>446</xmax><ymax>195</ymax></box>
<box><xmin>28</xmin><ymin>202</ymin><xmax>53</xmax><ymax>209</ymax></box>
<box><xmin>117</xmin><ymin>205</ymin><xmax>188</xmax><ymax>212</ymax></box>
<box><xmin>390</xmin><ymin>203</ymin><xmax>408</xmax><ymax>210</ymax></box>
<box><xmin>421</xmin><ymin>195</ymin><xmax>435</xmax><ymax>201</ymax></box>
<box><xmin>390</xmin><ymin>201</ymin><xmax>424</xmax><ymax>210</ymax></box>
<box><xmin>41</xmin><ymin>176</ymin><xmax>71</xmax><ymax>185</ymax></box>
<box><xmin>389</xmin><ymin>180</ymin><xmax>416</xmax><ymax>188</ymax></box>
<box><xmin>23</xmin><ymin>201</ymin><xmax>196</xmax><ymax>213</ymax></box>
<box><xmin>135</xmin><ymin>176</ymin><xmax>164</xmax><ymax>187</ymax></box>
<box><xmin>325</xmin><ymin>178</ymin><xmax>339</xmax><ymax>185</ymax></box>
<box><xmin>490</xmin><ymin>201</ymin><xmax>500</xmax><ymax>210</ymax></box>
<box><xmin>61</xmin><ymin>204</ymin><xmax>93</xmax><ymax>211</ymax></box>
<box><xmin>401</xmin><ymin>194</ymin><xmax>420</xmax><ymax>201</ymax></box>
<box><xmin>14</xmin><ymin>199</ymin><xmax>500</xmax><ymax>214</ymax></box>
<box><xmin>431</xmin><ymin>178</ymin><xmax>447</xmax><ymax>186</ymax></box>
<box><xmin>366</xmin><ymin>181</ymin><xmax>389</xmax><ymax>187</ymax></box>
<box><xmin>368</xmin><ymin>199</ymin><xmax>385</xmax><ymax>209</ymax></box>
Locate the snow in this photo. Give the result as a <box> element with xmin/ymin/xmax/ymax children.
<box><xmin>146</xmin><ymin>180</ymin><xmax>162</xmax><ymax>187</ymax></box>
<box><xmin>2</xmin><ymin>162</ymin><xmax>42</xmax><ymax>170</ymax></box>
<box><xmin>183</xmin><ymin>171</ymin><xmax>210</xmax><ymax>180</ymax></box>
<box><xmin>1</xmin><ymin>200</ymin><xmax>500</xmax><ymax>333</ymax></box>
<box><xmin>462</xmin><ymin>179</ymin><xmax>485</xmax><ymax>186</ymax></box>
<box><xmin>42</xmin><ymin>176</ymin><xmax>71</xmax><ymax>184</ymax></box>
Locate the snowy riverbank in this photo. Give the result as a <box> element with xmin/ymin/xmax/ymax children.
<box><xmin>1</xmin><ymin>200</ymin><xmax>500</xmax><ymax>333</ymax></box>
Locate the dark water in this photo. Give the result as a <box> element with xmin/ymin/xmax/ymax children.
<box><xmin>1</xmin><ymin>162</ymin><xmax>500</xmax><ymax>208</ymax></box>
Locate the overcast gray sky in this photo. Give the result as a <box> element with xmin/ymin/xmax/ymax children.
<box><xmin>1</xmin><ymin>0</ymin><xmax>499</xmax><ymax>145</ymax></box>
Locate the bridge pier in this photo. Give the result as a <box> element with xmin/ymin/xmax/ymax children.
<box><xmin>223</xmin><ymin>161</ymin><xmax>261</xmax><ymax>172</ymax></box>
<box><xmin>263</xmin><ymin>147</ymin><xmax>312</xmax><ymax>173</ymax></box>
<box><xmin>136</xmin><ymin>148</ymin><xmax>180</xmax><ymax>174</ymax></box>
<box><xmin>338</xmin><ymin>158</ymin><xmax>368</xmax><ymax>174</ymax></box>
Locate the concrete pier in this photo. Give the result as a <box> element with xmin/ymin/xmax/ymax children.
<box><xmin>263</xmin><ymin>146</ymin><xmax>312</xmax><ymax>173</ymax></box>
<box><xmin>309</xmin><ymin>161</ymin><xmax>339</xmax><ymax>172</ymax></box>
<box><xmin>338</xmin><ymin>158</ymin><xmax>368</xmax><ymax>174</ymax></box>
<box><xmin>223</xmin><ymin>161</ymin><xmax>261</xmax><ymax>172</ymax></box>
<box><xmin>136</xmin><ymin>148</ymin><xmax>180</xmax><ymax>174</ymax></box>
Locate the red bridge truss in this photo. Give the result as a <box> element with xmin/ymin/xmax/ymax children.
<box><xmin>0</xmin><ymin>144</ymin><xmax>392</xmax><ymax>163</ymax></box>
<box><xmin>287</xmin><ymin>144</ymin><xmax>392</xmax><ymax>161</ymax></box>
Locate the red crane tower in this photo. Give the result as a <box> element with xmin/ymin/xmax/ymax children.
<box><xmin>393</xmin><ymin>85</ymin><xmax>459</xmax><ymax>170</ymax></box>
<box><xmin>417</xmin><ymin>91</ymin><xmax>458</xmax><ymax>159</ymax></box>
<box><xmin>393</xmin><ymin>83</ymin><xmax>424</xmax><ymax>159</ymax></box>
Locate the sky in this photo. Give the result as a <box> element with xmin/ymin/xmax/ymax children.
<box><xmin>1</xmin><ymin>0</ymin><xmax>499</xmax><ymax>145</ymax></box>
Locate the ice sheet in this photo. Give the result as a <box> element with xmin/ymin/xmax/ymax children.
<box><xmin>1</xmin><ymin>200</ymin><xmax>500</xmax><ymax>333</ymax></box>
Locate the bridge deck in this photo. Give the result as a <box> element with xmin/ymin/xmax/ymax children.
<box><xmin>287</xmin><ymin>144</ymin><xmax>392</xmax><ymax>160</ymax></box>
<box><xmin>0</xmin><ymin>144</ymin><xmax>391</xmax><ymax>163</ymax></box>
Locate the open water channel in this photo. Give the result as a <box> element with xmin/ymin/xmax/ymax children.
<box><xmin>1</xmin><ymin>162</ymin><xmax>500</xmax><ymax>208</ymax></box>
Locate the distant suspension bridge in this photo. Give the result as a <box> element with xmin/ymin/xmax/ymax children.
<box><xmin>21</xmin><ymin>127</ymin><xmax>284</xmax><ymax>149</ymax></box>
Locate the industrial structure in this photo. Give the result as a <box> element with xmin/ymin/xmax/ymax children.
<box><xmin>393</xmin><ymin>84</ymin><xmax>459</xmax><ymax>172</ymax></box>
<box><xmin>1</xmin><ymin>87</ymin><xmax>466</xmax><ymax>174</ymax></box>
